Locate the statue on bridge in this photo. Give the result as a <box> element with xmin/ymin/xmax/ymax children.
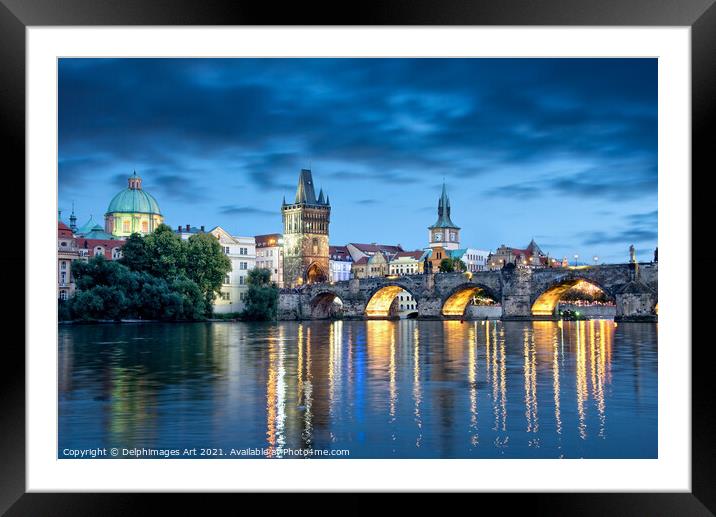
<box><xmin>629</xmin><ymin>244</ymin><xmax>636</xmax><ymax>264</ymax></box>
<box><xmin>423</xmin><ymin>256</ymin><xmax>433</xmax><ymax>274</ymax></box>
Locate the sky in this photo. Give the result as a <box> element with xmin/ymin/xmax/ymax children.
<box><xmin>58</xmin><ymin>58</ymin><xmax>657</xmax><ymax>263</ymax></box>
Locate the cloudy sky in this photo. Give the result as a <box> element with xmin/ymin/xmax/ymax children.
<box><xmin>58</xmin><ymin>58</ymin><xmax>657</xmax><ymax>263</ymax></box>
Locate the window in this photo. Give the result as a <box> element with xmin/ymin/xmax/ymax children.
<box><xmin>239</xmin><ymin>276</ymin><xmax>246</xmax><ymax>285</ymax></box>
<box><xmin>312</xmin><ymin>238</ymin><xmax>318</xmax><ymax>255</ymax></box>
<box><xmin>59</xmin><ymin>290</ymin><xmax>68</xmax><ymax>300</ymax></box>
<box><xmin>223</xmin><ymin>246</ymin><xmax>230</xmax><ymax>255</ymax></box>
<box><xmin>61</xmin><ymin>261</ymin><xmax>67</xmax><ymax>270</ymax></box>
<box><xmin>141</xmin><ymin>220</ymin><xmax>149</xmax><ymax>233</ymax></box>
<box><xmin>60</xmin><ymin>272</ymin><xmax>66</xmax><ymax>285</ymax></box>
<box><xmin>123</xmin><ymin>220</ymin><xmax>130</xmax><ymax>233</ymax></box>
<box><xmin>112</xmin><ymin>248</ymin><xmax>122</xmax><ymax>260</ymax></box>
<box><xmin>220</xmin><ymin>292</ymin><xmax>230</xmax><ymax>301</ymax></box>
<box><xmin>225</xmin><ymin>274</ymin><xmax>231</xmax><ymax>284</ymax></box>
<box><xmin>240</xmin><ymin>262</ymin><xmax>248</xmax><ymax>270</ymax></box>
<box><xmin>95</xmin><ymin>247</ymin><xmax>104</xmax><ymax>257</ymax></box>
<box><xmin>239</xmin><ymin>292</ymin><xmax>247</xmax><ymax>301</ymax></box>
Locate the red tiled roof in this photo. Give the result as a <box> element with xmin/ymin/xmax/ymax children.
<box><xmin>353</xmin><ymin>256</ymin><xmax>369</xmax><ymax>265</ymax></box>
<box><xmin>349</xmin><ymin>243</ymin><xmax>404</xmax><ymax>254</ymax></box>
<box><xmin>76</xmin><ymin>238</ymin><xmax>125</xmax><ymax>258</ymax></box>
<box><xmin>395</xmin><ymin>250</ymin><xmax>424</xmax><ymax>260</ymax></box>
<box><xmin>329</xmin><ymin>246</ymin><xmax>352</xmax><ymax>261</ymax></box>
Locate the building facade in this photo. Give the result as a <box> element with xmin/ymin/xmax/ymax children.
<box><xmin>389</xmin><ymin>250</ymin><xmax>426</xmax><ymax>275</ymax></box>
<box><xmin>58</xmin><ymin>221</ymin><xmax>79</xmax><ymax>300</ymax></box>
<box><xmin>210</xmin><ymin>226</ymin><xmax>256</xmax><ymax>313</ymax></box>
<box><xmin>487</xmin><ymin>239</ymin><xmax>557</xmax><ymax>270</ymax></box>
<box><xmin>451</xmin><ymin>248</ymin><xmax>490</xmax><ymax>272</ymax></box>
<box><xmin>255</xmin><ymin>233</ymin><xmax>284</xmax><ymax>287</ymax></box>
<box><xmin>428</xmin><ymin>182</ymin><xmax>460</xmax><ymax>251</ymax></box>
<box><xmin>281</xmin><ymin>169</ymin><xmax>331</xmax><ymax>287</ymax></box>
<box><xmin>329</xmin><ymin>245</ymin><xmax>352</xmax><ymax>282</ymax></box>
<box><xmin>104</xmin><ymin>171</ymin><xmax>164</xmax><ymax>238</ymax></box>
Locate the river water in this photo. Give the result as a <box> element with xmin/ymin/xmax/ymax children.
<box><xmin>59</xmin><ymin>319</ymin><xmax>657</xmax><ymax>459</ymax></box>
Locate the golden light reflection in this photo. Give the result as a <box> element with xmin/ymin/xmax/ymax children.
<box><xmin>303</xmin><ymin>326</ymin><xmax>313</xmax><ymax>447</ymax></box>
<box><xmin>552</xmin><ymin>326</ymin><xmax>562</xmax><ymax>436</ymax></box>
<box><xmin>297</xmin><ymin>324</ymin><xmax>303</xmax><ymax>403</ymax></box>
<box><xmin>266</xmin><ymin>336</ymin><xmax>277</xmax><ymax>455</ymax></box>
<box><xmin>365</xmin><ymin>286</ymin><xmax>406</xmax><ymax>318</ymax></box>
<box><xmin>413</xmin><ymin>325</ymin><xmax>423</xmax><ymax>448</ymax></box>
<box><xmin>389</xmin><ymin>329</ymin><xmax>397</xmax><ymax>421</ymax></box>
<box><xmin>523</xmin><ymin>328</ymin><xmax>539</xmax><ymax>439</ymax></box>
<box><xmin>575</xmin><ymin>321</ymin><xmax>588</xmax><ymax>440</ymax></box>
<box><xmin>328</xmin><ymin>320</ymin><xmax>344</xmax><ymax>417</ymax></box>
<box><xmin>468</xmin><ymin>323</ymin><xmax>479</xmax><ymax>446</ymax></box>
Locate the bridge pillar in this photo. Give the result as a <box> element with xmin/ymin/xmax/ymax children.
<box><xmin>615</xmin><ymin>281</ymin><xmax>657</xmax><ymax>322</ymax></box>
<box><xmin>500</xmin><ymin>267</ymin><xmax>533</xmax><ymax>320</ymax></box>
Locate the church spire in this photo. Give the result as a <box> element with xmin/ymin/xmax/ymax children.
<box><xmin>69</xmin><ymin>201</ymin><xmax>77</xmax><ymax>232</ymax></box>
<box><xmin>429</xmin><ymin>181</ymin><xmax>460</xmax><ymax>230</ymax></box>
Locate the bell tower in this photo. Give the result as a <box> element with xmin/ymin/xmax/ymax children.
<box><xmin>428</xmin><ymin>182</ymin><xmax>460</xmax><ymax>250</ymax></box>
<box><xmin>281</xmin><ymin>169</ymin><xmax>331</xmax><ymax>287</ymax></box>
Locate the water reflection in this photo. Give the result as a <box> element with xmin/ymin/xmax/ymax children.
<box><xmin>59</xmin><ymin>319</ymin><xmax>657</xmax><ymax>459</ymax></box>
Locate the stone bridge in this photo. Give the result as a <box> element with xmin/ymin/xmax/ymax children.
<box><xmin>278</xmin><ymin>262</ymin><xmax>657</xmax><ymax>322</ymax></box>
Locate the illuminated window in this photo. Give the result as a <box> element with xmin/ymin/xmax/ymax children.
<box><xmin>141</xmin><ymin>220</ymin><xmax>148</xmax><ymax>233</ymax></box>
<box><xmin>123</xmin><ymin>220</ymin><xmax>130</xmax><ymax>233</ymax></box>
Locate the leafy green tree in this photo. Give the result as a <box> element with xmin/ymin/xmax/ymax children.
<box><xmin>120</xmin><ymin>224</ymin><xmax>229</xmax><ymax>317</ymax></box>
<box><xmin>184</xmin><ymin>232</ymin><xmax>231</xmax><ymax>316</ymax></box>
<box><xmin>121</xmin><ymin>224</ymin><xmax>186</xmax><ymax>280</ymax></box>
<box><xmin>68</xmin><ymin>255</ymin><xmax>208</xmax><ymax>322</ymax></box>
<box><xmin>243</xmin><ymin>268</ymin><xmax>279</xmax><ymax>321</ymax></box>
<box><xmin>438</xmin><ymin>257</ymin><xmax>466</xmax><ymax>273</ymax></box>
<box><xmin>452</xmin><ymin>258</ymin><xmax>467</xmax><ymax>272</ymax></box>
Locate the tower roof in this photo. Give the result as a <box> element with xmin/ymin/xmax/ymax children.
<box><xmin>292</xmin><ymin>169</ymin><xmax>329</xmax><ymax>206</ymax></box>
<box><xmin>295</xmin><ymin>169</ymin><xmax>317</xmax><ymax>204</ymax></box>
<box><xmin>429</xmin><ymin>182</ymin><xmax>460</xmax><ymax>229</ymax></box>
<box><xmin>77</xmin><ymin>215</ymin><xmax>100</xmax><ymax>236</ymax></box>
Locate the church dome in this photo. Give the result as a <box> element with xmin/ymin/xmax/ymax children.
<box><xmin>106</xmin><ymin>171</ymin><xmax>162</xmax><ymax>215</ymax></box>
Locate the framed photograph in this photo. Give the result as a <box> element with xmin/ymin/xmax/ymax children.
<box><xmin>3</xmin><ymin>0</ymin><xmax>712</xmax><ymax>513</ymax></box>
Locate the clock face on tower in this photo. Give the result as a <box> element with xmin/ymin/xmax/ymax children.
<box><xmin>434</xmin><ymin>232</ymin><xmax>442</xmax><ymax>242</ymax></box>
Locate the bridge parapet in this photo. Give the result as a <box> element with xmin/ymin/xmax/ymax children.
<box><xmin>276</xmin><ymin>263</ymin><xmax>657</xmax><ymax>321</ymax></box>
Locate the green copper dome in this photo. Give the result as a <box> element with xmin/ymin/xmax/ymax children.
<box><xmin>106</xmin><ymin>171</ymin><xmax>162</xmax><ymax>215</ymax></box>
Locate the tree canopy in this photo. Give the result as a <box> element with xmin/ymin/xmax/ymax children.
<box><xmin>438</xmin><ymin>257</ymin><xmax>467</xmax><ymax>273</ymax></box>
<box><xmin>120</xmin><ymin>224</ymin><xmax>231</xmax><ymax>317</ymax></box>
<box><xmin>242</xmin><ymin>268</ymin><xmax>279</xmax><ymax>321</ymax></box>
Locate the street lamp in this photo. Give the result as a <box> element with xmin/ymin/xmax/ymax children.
<box><xmin>574</xmin><ymin>254</ymin><xmax>579</xmax><ymax>266</ymax></box>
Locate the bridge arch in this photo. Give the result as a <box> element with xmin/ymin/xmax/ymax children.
<box><xmin>441</xmin><ymin>282</ymin><xmax>500</xmax><ymax>318</ymax></box>
<box><xmin>365</xmin><ymin>283</ymin><xmax>418</xmax><ymax>319</ymax></box>
<box><xmin>531</xmin><ymin>276</ymin><xmax>615</xmax><ymax>318</ymax></box>
<box><xmin>308</xmin><ymin>290</ymin><xmax>344</xmax><ymax>319</ymax></box>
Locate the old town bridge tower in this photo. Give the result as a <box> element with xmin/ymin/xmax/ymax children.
<box><xmin>281</xmin><ymin>169</ymin><xmax>331</xmax><ymax>287</ymax></box>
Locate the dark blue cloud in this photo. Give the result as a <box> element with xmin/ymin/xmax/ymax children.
<box><xmin>58</xmin><ymin>58</ymin><xmax>657</xmax><ymax>262</ymax></box>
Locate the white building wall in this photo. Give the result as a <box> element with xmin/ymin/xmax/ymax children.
<box><xmin>256</xmin><ymin>244</ymin><xmax>283</xmax><ymax>287</ymax></box>
<box><xmin>211</xmin><ymin>230</ymin><xmax>256</xmax><ymax>314</ymax></box>
<box><xmin>461</xmin><ymin>248</ymin><xmax>490</xmax><ymax>272</ymax></box>
<box><xmin>329</xmin><ymin>259</ymin><xmax>352</xmax><ymax>282</ymax></box>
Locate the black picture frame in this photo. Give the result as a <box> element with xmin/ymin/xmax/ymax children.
<box><xmin>2</xmin><ymin>0</ymin><xmax>712</xmax><ymax>513</ymax></box>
